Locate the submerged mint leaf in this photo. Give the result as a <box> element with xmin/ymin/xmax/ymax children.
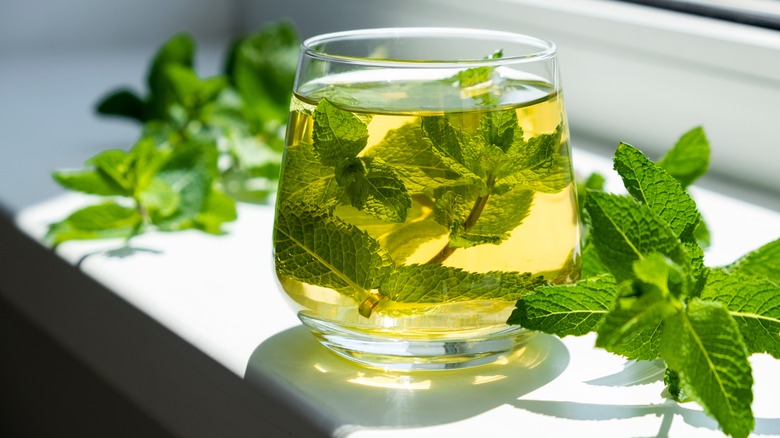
<box><xmin>661</xmin><ymin>300</ymin><xmax>754</xmax><ymax>438</ymax></box>
<box><xmin>613</xmin><ymin>143</ymin><xmax>701</xmax><ymax>242</ymax></box>
<box><xmin>452</xmin><ymin>185</ymin><xmax>534</xmax><ymax>248</ymax></box>
<box><xmin>379</xmin><ymin>263</ymin><xmax>543</xmax><ymax>304</ymax></box>
<box><xmin>585</xmin><ymin>191</ymin><xmax>688</xmax><ymax>282</ymax></box>
<box><xmin>313</xmin><ymin>99</ymin><xmax>370</xmax><ymax>166</ymax></box>
<box><xmin>657</xmin><ymin>126</ymin><xmax>710</xmax><ymax>188</ymax></box>
<box><xmin>336</xmin><ymin>157</ymin><xmax>411</xmax><ymax>223</ymax></box>
<box><xmin>508</xmin><ymin>274</ymin><xmax>618</xmax><ymax>336</ymax></box>
<box><xmin>420</xmin><ymin>115</ymin><xmax>472</xmax><ymax>176</ymax></box>
<box><xmin>701</xmin><ymin>268</ymin><xmax>780</xmax><ymax>358</ymax></box>
<box><xmin>277</xmin><ymin>142</ymin><xmax>342</xmax><ymax>211</ymax></box>
<box><xmin>366</xmin><ymin>121</ymin><xmax>463</xmax><ymax>193</ymax></box>
<box><xmin>274</xmin><ymin>202</ymin><xmax>394</xmax><ymax>303</ymax></box>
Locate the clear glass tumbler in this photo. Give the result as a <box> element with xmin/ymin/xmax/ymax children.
<box><xmin>273</xmin><ymin>28</ymin><xmax>581</xmax><ymax>370</ymax></box>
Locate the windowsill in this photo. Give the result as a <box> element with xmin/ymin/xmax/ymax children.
<box><xmin>3</xmin><ymin>147</ymin><xmax>779</xmax><ymax>437</ymax></box>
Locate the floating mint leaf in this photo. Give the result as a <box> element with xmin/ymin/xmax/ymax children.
<box><xmin>701</xmin><ymin>268</ymin><xmax>780</xmax><ymax>358</ymax></box>
<box><xmin>379</xmin><ymin>264</ymin><xmax>543</xmax><ymax>304</ymax></box>
<box><xmin>46</xmin><ymin>202</ymin><xmax>141</xmax><ymax>245</ymax></box>
<box><xmin>661</xmin><ymin>300</ymin><xmax>754</xmax><ymax>438</ymax></box>
<box><xmin>614</xmin><ymin>143</ymin><xmax>701</xmax><ymax>242</ymax></box>
<box><xmin>335</xmin><ymin>157</ymin><xmax>411</xmax><ymax>223</ymax></box>
<box><xmin>658</xmin><ymin>126</ymin><xmax>710</xmax><ymax>188</ymax></box>
<box><xmin>508</xmin><ymin>274</ymin><xmax>618</xmax><ymax>336</ymax></box>
<box><xmin>366</xmin><ymin>122</ymin><xmax>462</xmax><ymax>193</ymax></box>
<box><xmin>728</xmin><ymin>237</ymin><xmax>780</xmax><ymax>283</ymax></box>
<box><xmin>274</xmin><ymin>202</ymin><xmax>394</xmax><ymax>303</ymax></box>
<box><xmin>585</xmin><ymin>191</ymin><xmax>688</xmax><ymax>282</ymax></box>
<box><xmin>595</xmin><ymin>254</ymin><xmax>680</xmax><ymax>360</ymax></box>
<box><xmin>313</xmin><ymin>99</ymin><xmax>370</xmax><ymax>167</ymax></box>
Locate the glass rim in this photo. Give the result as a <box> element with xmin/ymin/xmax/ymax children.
<box><xmin>301</xmin><ymin>27</ymin><xmax>557</xmax><ymax>68</ymax></box>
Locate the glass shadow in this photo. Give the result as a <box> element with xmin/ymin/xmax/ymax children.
<box><xmin>245</xmin><ymin>326</ymin><xmax>569</xmax><ymax>430</ymax></box>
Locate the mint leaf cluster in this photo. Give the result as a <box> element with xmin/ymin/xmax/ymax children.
<box><xmin>275</xmin><ymin>94</ymin><xmax>570</xmax><ymax>315</ymax></box>
<box><xmin>49</xmin><ymin>22</ymin><xmax>298</xmax><ymax>244</ymax></box>
<box><xmin>509</xmin><ymin>127</ymin><xmax>779</xmax><ymax>438</ymax></box>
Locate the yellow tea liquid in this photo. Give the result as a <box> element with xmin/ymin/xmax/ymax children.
<box><xmin>274</xmin><ymin>74</ymin><xmax>580</xmax><ymax>340</ymax></box>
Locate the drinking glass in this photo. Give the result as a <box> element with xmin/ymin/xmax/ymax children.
<box><xmin>273</xmin><ymin>28</ymin><xmax>581</xmax><ymax>370</ymax></box>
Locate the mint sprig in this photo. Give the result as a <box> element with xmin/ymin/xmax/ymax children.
<box><xmin>509</xmin><ymin>127</ymin><xmax>779</xmax><ymax>438</ymax></box>
<box><xmin>50</xmin><ymin>22</ymin><xmax>298</xmax><ymax>244</ymax></box>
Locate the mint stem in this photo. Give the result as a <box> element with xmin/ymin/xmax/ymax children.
<box><xmin>427</xmin><ymin>174</ymin><xmax>495</xmax><ymax>265</ymax></box>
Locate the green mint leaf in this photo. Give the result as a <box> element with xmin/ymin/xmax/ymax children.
<box><xmin>507</xmin><ymin>274</ymin><xmax>618</xmax><ymax>336</ymax></box>
<box><xmin>420</xmin><ymin>115</ymin><xmax>473</xmax><ymax>177</ymax></box>
<box><xmin>335</xmin><ymin>157</ymin><xmax>411</xmax><ymax>223</ymax></box>
<box><xmin>728</xmin><ymin>237</ymin><xmax>780</xmax><ymax>283</ymax></box>
<box><xmin>194</xmin><ymin>189</ymin><xmax>238</xmax><ymax>234</ymax></box>
<box><xmin>53</xmin><ymin>169</ymin><xmax>129</xmax><ymax>197</ymax></box>
<box><xmin>274</xmin><ymin>202</ymin><xmax>394</xmax><ymax>303</ymax></box>
<box><xmin>661</xmin><ymin>300</ymin><xmax>754</xmax><ymax>438</ymax></box>
<box><xmin>500</xmin><ymin>125</ymin><xmax>568</xmax><ymax>193</ymax></box>
<box><xmin>365</xmin><ymin>121</ymin><xmax>463</xmax><ymax>193</ymax></box>
<box><xmin>96</xmin><ymin>89</ymin><xmax>146</xmax><ymax>122</ymax></box>
<box><xmin>477</xmin><ymin>108</ymin><xmax>517</xmax><ymax>153</ymax></box>
<box><xmin>46</xmin><ymin>202</ymin><xmax>141</xmax><ymax>245</ymax></box>
<box><xmin>88</xmin><ymin>149</ymin><xmax>134</xmax><ymax>192</ymax></box>
<box><xmin>581</xmin><ymin>243</ymin><xmax>609</xmax><ymax>278</ymax></box>
<box><xmin>445</xmin><ymin>49</ymin><xmax>502</xmax><ymax>88</ymax></box>
<box><xmin>147</xmin><ymin>33</ymin><xmax>195</xmax><ymax>120</ymax></box>
<box><xmin>277</xmin><ymin>142</ymin><xmax>343</xmax><ymax>211</ymax></box>
<box><xmin>152</xmin><ymin>142</ymin><xmax>218</xmax><ymax>230</ymax></box>
<box><xmin>313</xmin><ymin>99</ymin><xmax>370</xmax><ymax>166</ymax></box>
<box><xmin>585</xmin><ymin>191</ymin><xmax>688</xmax><ymax>282</ymax></box>
<box><xmin>138</xmin><ymin>178</ymin><xmax>180</xmax><ymax>219</ymax></box>
<box><xmin>613</xmin><ymin>143</ymin><xmax>701</xmax><ymax>242</ymax></box>
<box><xmin>453</xmin><ymin>185</ymin><xmax>534</xmax><ymax>248</ymax></box>
<box><xmin>701</xmin><ymin>268</ymin><xmax>780</xmax><ymax>358</ymax></box>
<box><xmin>657</xmin><ymin>126</ymin><xmax>710</xmax><ymax>188</ymax></box>
<box><xmin>164</xmin><ymin>65</ymin><xmax>228</xmax><ymax>112</ymax></box>
<box><xmin>226</xmin><ymin>21</ymin><xmax>298</xmax><ymax>128</ymax></box>
<box><xmin>595</xmin><ymin>254</ymin><xmax>680</xmax><ymax>360</ymax></box>
<box><xmin>380</xmin><ymin>264</ymin><xmax>543</xmax><ymax>304</ymax></box>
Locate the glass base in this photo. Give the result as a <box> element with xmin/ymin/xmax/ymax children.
<box><xmin>298</xmin><ymin>314</ymin><xmax>536</xmax><ymax>371</ymax></box>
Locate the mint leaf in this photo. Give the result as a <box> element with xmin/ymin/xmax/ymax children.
<box><xmin>585</xmin><ymin>191</ymin><xmax>688</xmax><ymax>282</ymax></box>
<box><xmin>335</xmin><ymin>157</ymin><xmax>411</xmax><ymax>223</ymax></box>
<box><xmin>53</xmin><ymin>169</ymin><xmax>129</xmax><ymax>197</ymax></box>
<box><xmin>500</xmin><ymin>125</ymin><xmax>567</xmax><ymax>193</ymax></box>
<box><xmin>313</xmin><ymin>99</ymin><xmax>370</xmax><ymax>166</ymax></box>
<box><xmin>195</xmin><ymin>189</ymin><xmax>238</xmax><ymax>234</ymax></box>
<box><xmin>147</xmin><ymin>33</ymin><xmax>195</xmax><ymax>120</ymax></box>
<box><xmin>226</xmin><ymin>21</ymin><xmax>298</xmax><ymax>129</ymax></box>
<box><xmin>96</xmin><ymin>89</ymin><xmax>146</xmax><ymax>122</ymax></box>
<box><xmin>453</xmin><ymin>185</ymin><xmax>534</xmax><ymax>248</ymax></box>
<box><xmin>274</xmin><ymin>202</ymin><xmax>395</xmax><ymax>303</ymax></box>
<box><xmin>728</xmin><ymin>237</ymin><xmax>780</xmax><ymax>283</ymax></box>
<box><xmin>380</xmin><ymin>264</ymin><xmax>543</xmax><ymax>304</ymax></box>
<box><xmin>595</xmin><ymin>254</ymin><xmax>680</xmax><ymax>360</ymax></box>
<box><xmin>46</xmin><ymin>202</ymin><xmax>141</xmax><ymax>245</ymax></box>
<box><xmin>366</xmin><ymin>122</ymin><xmax>463</xmax><ymax>193</ymax></box>
<box><xmin>661</xmin><ymin>300</ymin><xmax>754</xmax><ymax>438</ymax></box>
<box><xmin>508</xmin><ymin>274</ymin><xmax>618</xmax><ymax>336</ymax></box>
<box><xmin>164</xmin><ymin>64</ymin><xmax>228</xmax><ymax>112</ymax></box>
<box><xmin>88</xmin><ymin>149</ymin><xmax>134</xmax><ymax>192</ymax></box>
<box><xmin>581</xmin><ymin>243</ymin><xmax>609</xmax><ymax>278</ymax></box>
<box><xmin>613</xmin><ymin>143</ymin><xmax>701</xmax><ymax>242</ymax></box>
<box><xmin>657</xmin><ymin>126</ymin><xmax>710</xmax><ymax>188</ymax></box>
<box><xmin>701</xmin><ymin>268</ymin><xmax>780</xmax><ymax>358</ymax></box>
<box><xmin>477</xmin><ymin>108</ymin><xmax>517</xmax><ymax>153</ymax></box>
<box><xmin>420</xmin><ymin>115</ymin><xmax>473</xmax><ymax>177</ymax></box>
<box><xmin>277</xmin><ymin>142</ymin><xmax>342</xmax><ymax>211</ymax></box>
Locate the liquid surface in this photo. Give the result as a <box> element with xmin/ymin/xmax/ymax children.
<box><xmin>273</xmin><ymin>72</ymin><xmax>580</xmax><ymax>338</ymax></box>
